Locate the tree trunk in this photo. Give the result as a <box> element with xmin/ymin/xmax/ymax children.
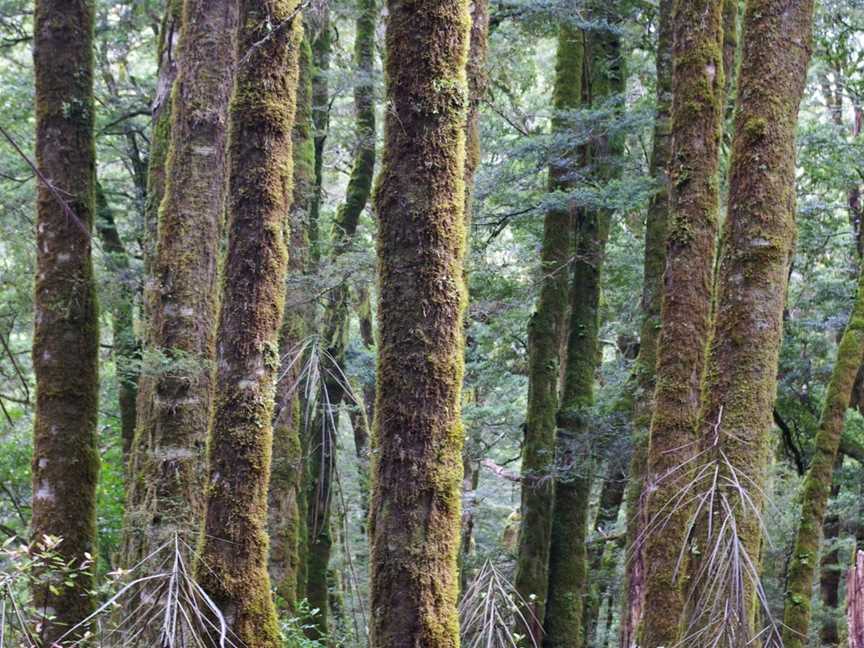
<box><xmin>269</xmin><ymin>33</ymin><xmax>315</xmax><ymax>612</ymax></box>
<box><xmin>196</xmin><ymin>1</ymin><xmax>302</xmax><ymax>645</ymax></box>
<box><xmin>783</xmin><ymin>213</ymin><xmax>864</xmax><ymax>647</ymax></box>
<box><xmin>122</xmin><ymin>0</ymin><xmax>239</xmax><ymax>571</ymax></box>
<box><xmin>619</xmin><ymin>2</ymin><xmax>673</xmax><ymax>645</ymax></box>
<box><xmin>306</xmin><ymin>0</ymin><xmax>377</xmax><ymax>634</ymax></box>
<box><xmin>513</xmin><ymin>23</ymin><xmax>581</xmax><ymax>639</ymax></box>
<box><xmin>850</xmin><ymin>549</ymin><xmax>864</xmax><ymax>648</ymax></box>
<box><xmin>307</xmin><ymin>3</ymin><xmax>331</xmax><ymax>266</ymax></box>
<box><xmin>818</xmin><ymin>461</ymin><xmax>843</xmax><ymax>647</ymax></box>
<box><xmin>544</xmin><ymin>17</ymin><xmax>623</xmax><ymax>647</ymax></box>
<box><xmin>31</xmin><ymin>0</ymin><xmax>99</xmax><ymax>641</ymax></box>
<box><xmin>368</xmin><ymin>0</ymin><xmax>470</xmax><ymax>641</ymax></box>
<box><xmin>95</xmin><ymin>183</ymin><xmax>139</xmax><ymax>461</ymax></box>
<box><xmin>690</xmin><ymin>0</ymin><xmax>814</xmax><ymax>643</ymax></box>
<box><xmin>639</xmin><ymin>1</ymin><xmax>725</xmax><ymax>645</ymax></box>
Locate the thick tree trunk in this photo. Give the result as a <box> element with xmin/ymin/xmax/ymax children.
<box><xmin>368</xmin><ymin>0</ymin><xmax>470</xmax><ymax>642</ymax></box>
<box><xmin>619</xmin><ymin>3</ymin><xmax>673</xmax><ymax>645</ymax></box>
<box><xmin>31</xmin><ymin>0</ymin><xmax>99</xmax><ymax>641</ymax></box>
<box><xmin>269</xmin><ymin>33</ymin><xmax>315</xmax><ymax>612</ymax></box>
<box><xmin>689</xmin><ymin>0</ymin><xmax>814</xmax><ymax>643</ymax></box>
<box><xmin>513</xmin><ymin>24</ymin><xmax>581</xmax><ymax>639</ymax></box>
<box><xmin>544</xmin><ymin>18</ymin><xmax>623</xmax><ymax>648</ymax></box>
<box><xmin>306</xmin><ymin>0</ymin><xmax>377</xmax><ymax>634</ymax></box>
<box><xmin>122</xmin><ymin>0</ymin><xmax>239</xmax><ymax>571</ymax></box>
<box><xmin>783</xmin><ymin>216</ymin><xmax>864</xmax><ymax>646</ymax></box>
<box><xmin>639</xmin><ymin>1</ymin><xmax>724</xmax><ymax>645</ymax></box>
<box><xmin>196</xmin><ymin>1</ymin><xmax>302</xmax><ymax>645</ymax></box>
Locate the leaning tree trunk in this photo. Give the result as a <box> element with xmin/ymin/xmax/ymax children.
<box><xmin>269</xmin><ymin>32</ymin><xmax>315</xmax><ymax>612</ymax></box>
<box><xmin>196</xmin><ymin>1</ymin><xmax>302</xmax><ymax>645</ymax></box>
<box><xmin>122</xmin><ymin>0</ymin><xmax>239</xmax><ymax>569</ymax></box>
<box><xmin>544</xmin><ymin>17</ymin><xmax>623</xmax><ymax>648</ymax></box>
<box><xmin>688</xmin><ymin>0</ymin><xmax>814</xmax><ymax>643</ymax></box>
<box><xmin>619</xmin><ymin>2</ymin><xmax>673</xmax><ymax>645</ymax></box>
<box><xmin>513</xmin><ymin>22</ymin><xmax>581</xmax><ymax>640</ymax></box>
<box><xmin>639</xmin><ymin>1</ymin><xmax>724</xmax><ymax>646</ymax></box>
<box><xmin>306</xmin><ymin>0</ymin><xmax>377</xmax><ymax>635</ymax></box>
<box><xmin>368</xmin><ymin>0</ymin><xmax>470</xmax><ymax>642</ymax></box>
<box><xmin>782</xmin><ymin>208</ymin><xmax>864</xmax><ymax>646</ymax></box>
<box><xmin>31</xmin><ymin>0</ymin><xmax>99</xmax><ymax>642</ymax></box>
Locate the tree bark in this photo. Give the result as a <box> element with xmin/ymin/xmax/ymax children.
<box><xmin>690</xmin><ymin>0</ymin><xmax>814</xmax><ymax>642</ymax></box>
<box><xmin>196</xmin><ymin>1</ymin><xmax>302</xmax><ymax>645</ymax></box>
<box><xmin>639</xmin><ymin>1</ymin><xmax>724</xmax><ymax>645</ymax></box>
<box><xmin>31</xmin><ymin>0</ymin><xmax>99</xmax><ymax>641</ymax></box>
<box><xmin>619</xmin><ymin>3</ymin><xmax>673</xmax><ymax>645</ymax></box>
<box><xmin>513</xmin><ymin>23</ymin><xmax>581</xmax><ymax>639</ymax></box>
<box><xmin>269</xmin><ymin>32</ymin><xmax>315</xmax><ymax>613</ymax></box>
<box><xmin>783</xmin><ymin>220</ymin><xmax>864</xmax><ymax>646</ymax></box>
<box><xmin>305</xmin><ymin>0</ymin><xmax>377</xmax><ymax>634</ymax></box>
<box><xmin>122</xmin><ymin>0</ymin><xmax>239</xmax><ymax>571</ymax></box>
<box><xmin>544</xmin><ymin>17</ymin><xmax>623</xmax><ymax>648</ymax></box>
<box><xmin>368</xmin><ymin>0</ymin><xmax>470</xmax><ymax>642</ymax></box>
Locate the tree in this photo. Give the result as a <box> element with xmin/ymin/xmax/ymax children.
<box><xmin>305</xmin><ymin>0</ymin><xmax>377</xmax><ymax>633</ymax></box>
<box><xmin>196</xmin><ymin>1</ymin><xmax>302</xmax><ymax>644</ymax></box>
<box><xmin>620</xmin><ymin>2</ymin><xmax>673</xmax><ymax>644</ymax></box>
<box><xmin>268</xmin><ymin>33</ymin><xmax>314</xmax><ymax>614</ymax></box>
<box><xmin>121</xmin><ymin>0</ymin><xmax>239</xmax><ymax>570</ymax></box>
<box><xmin>687</xmin><ymin>0</ymin><xmax>815</xmax><ymax>642</ymax></box>
<box><xmin>30</xmin><ymin>0</ymin><xmax>99</xmax><ymax>641</ymax></box>
<box><xmin>639</xmin><ymin>1</ymin><xmax>725</xmax><ymax>645</ymax></box>
<box><xmin>545</xmin><ymin>14</ymin><xmax>625</xmax><ymax>647</ymax></box>
<box><xmin>368</xmin><ymin>0</ymin><xmax>470</xmax><ymax>642</ymax></box>
<box><xmin>513</xmin><ymin>21</ymin><xmax>581</xmax><ymax>638</ymax></box>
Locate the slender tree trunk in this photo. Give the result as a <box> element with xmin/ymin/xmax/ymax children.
<box><xmin>513</xmin><ymin>23</ymin><xmax>581</xmax><ymax>639</ymax></box>
<box><xmin>850</xmin><ymin>550</ymin><xmax>864</xmax><ymax>648</ymax></box>
<box><xmin>308</xmin><ymin>3</ymin><xmax>331</xmax><ymax>266</ymax></box>
<box><xmin>95</xmin><ymin>183</ymin><xmax>139</xmax><ymax>460</ymax></box>
<box><xmin>818</xmin><ymin>460</ymin><xmax>843</xmax><ymax>647</ymax></box>
<box><xmin>196</xmin><ymin>1</ymin><xmax>302</xmax><ymax>645</ymax></box>
<box><xmin>269</xmin><ymin>33</ymin><xmax>315</xmax><ymax>612</ymax></box>
<box><xmin>459</xmin><ymin>0</ymin><xmax>490</xmax><ymax>589</ymax></box>
<box><xmin>544</xmin><ymin>17</ymin><xmax>623</xmax><ymax>647</ymax></box>
<box><xmin>639</xmin><ymin>1</ymin><xmax>724</xmax><ymax>645</ymax></box>
<box><xmin>619</xmin><ymin>3</ymin><xmax>673</xmax><ymax>645</ymax></box>
<box><xmin>689</xmin><ymin>0</ymin><xmax>814</xmax><ymax>642</ymax></box>
<box><xmin>306</xmin><ymin>0</ymin><xmax>377</xmax><ymax>634</ymax></box>
<box><xmin>122</xmin><ymin>0</ymin><xmax>239</xmax><ymax>569</ymax></box>
<box><xmin>368</xmin><ymin>0</ymin><xmax>470</xmax><ymax>642</ymax></box>
<box><xmin>30</xmin><ymin>0</ymin><xmax>99</xmax><ymax>641</ymax></box>
<box><xmin>783</xmin><ymin>217</ymin><xmax>864</xmax><ymax>647</ymax></box>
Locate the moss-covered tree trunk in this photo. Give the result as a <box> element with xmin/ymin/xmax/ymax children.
<box><xmin>307</xmin><ymin>3</ymin><xmax>331</xmax><ymax>266</ymax></box>
<box><xmin>513</xmin><ymin>24</ymin><xmax>581</xmax><ymax>639</ymax></box>
<box><xmin>122</xmin><ymin>0</ymin><xmax>239</xmax><ymax>569</ymax></box>
<box><xmin>305</xmin><ymin>0</ymin><xmax>377</xmax><ymax>635</ymax></box>
<box><xmin>459</xmin><ymin>0</ymin><xmax>489</xmax><ymax>587</ymax></box>
<box><xmin>269</xmin><ymin>33</ymin><xmax>315</xmax><ymax>612</ymax></box>
<box><xmin>368</xmin><ymin>0</ymin><xmax>469</xmax><ymax>642</ymax></box>
<box><xmin>30</xmin><ymin>0</ymin><xmax>99</xmax><ymax>641</ymax></box>
<box><xmin>818</xmin><ymin>459</ymin><xmax>844</xmax><ymax>647</ymax></box>
<box><xmin>619</xmin><ymin>3</ymin><xmax>673</xmax><ymax>645</ymax></box>
<box><xmin>690</xmin><ymin>0</ymin><xmax>814</xmax><ymax>640</ymax></box>
<box><xmin>782</xmin><ymin>208</ymin><xmax>864</xmax><ymax>646</ymax></box>
<box><xmin>544</xmin><ymin>18</ymin><xmax>623</xmax><ymax>648</ymax></box>
<box><xmin>196</xmin><ymin>2</ymin><xmax>302</xmax><ymax>645</ymax></box>
<box><xmin>639</xmin><ymin>1</ymin><xmax>724</xmax><ymax>645</ymax></box>
<box><xmin>95</xmin><ymin>183</ymin><xmax>138</xmax><ymax>460</ymax></box>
